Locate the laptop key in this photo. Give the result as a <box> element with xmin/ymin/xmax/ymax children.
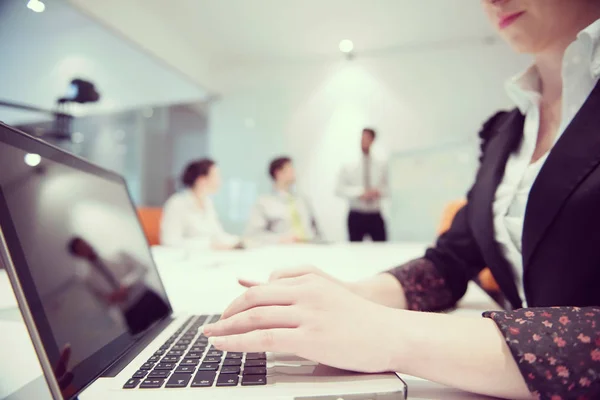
<box><xmin>242</xmin><ymin>375</ymin><xmax>267</xmax><ymax>386</ymax></box>
<box><xmin>161</xmin><ymin>356</ymin><xmax>179</xmax><ymax>363</ymax></box>
<box><xmin>181</xmin><ymin>359</ymin><xmax>200</xmax><ymax>366</ymax></box>
<box><xmin>184</xmin><ymin>352</ymin><xmax>203</xmax><ymax>359</ymax></box>
<box><xmin>154</xmin><ymin>349</ymin><xmax>166</xmax><ymax>356</ymax></box>
<box><xmin>221</xmin><ymin>366</ymin><xmax>241</xmax><ymax>375</ymax></box>
<box><xmin>223</xmin><ymin>359</ymin><xmax>242</xmax><ymax>367</ymax></box>
<box><xmin>216</xmin><ymin>374</ymin><xmax>239</xmax><ymax>387</ymax></box>
<box><xmin>140</xmin><ymin>363</ymin><xmax>154</xmax><ymax>370</ymax></box>
<box><xmin>197</xmin><ymin>363</ymin><xmax>219</xmax><ymax>371</ymax></box>
<box><xmin>166</xmin><ymin>374</ymin><xmax>192</xmax><ymax>388</ymax></box>
<box><xmin>140</xmin><ymin>378</ymin><xmax>165</xmax><ymax>389</ymax></box>
<box><xmin>123</xmin><ymin>378</ymin><xmax>140</xmax><ymax>389</ymax></box>
<box><xmin>190</xmin><ymin>346</ymin><xmax>206</xmax><ymax>353</ymax></box>
<box><xmin>207</xmin><ymin>350</ymin><xmax>223</xmax><ymax>357</ymax></box>
<box><xmin>243</xmin><ymin>367</ymin><xmax>267</xmax><ymax>375</ymax></box>
<box><xmin>132</xmin><ymin>370</ymin><xmax>148</xmax><ymax>379</ymax></box>
<box><xmin>171</xmin><ymin>345</ymin><xmax>187</xmax><ymax>351</ymax></box>
<box><xmin>148</xmin><ymin>370</ymin><xmax>171</xmax><ymax>378</ymax></box>
<box><xmin>203</xmin><ymin>356</ymin><xmax>221</xmax><ymax>363</ymax></box>
<box><xmin>245</xmin><ymin>360</ymin><xmax>266</xmax><ymax>367</ymax></box>
<box><xmin>191</xmin><ymin>371</ymin><xmax>216</xmax><ymax>387</ymax></box>
<box><xmin>167</xmin><ymin>350</ymin><xmax>185</xmax><ymax>357</ymax></box>
<box><xmin>147</xmin><ymin>356</ymin><xmax>160</xmax><ymax>363</ymax></box>
<box><xmin>246</xmin><ymin>352</ymin><xmax>266</xmax><ymax>360</ymax></box>
<box><xmin>175</xmin><ymin>365</ymin><xmax>196</xmax><ymax>374</ymax></box>
<box><xmin>225</xmin><ymin>353</ymin><xmax>243</xmax><ymax>360</ymax></box>
<box><xmin>155</xmin><ymin>363</ymin><xmax>176</xmax><ymax>370</ymax></box>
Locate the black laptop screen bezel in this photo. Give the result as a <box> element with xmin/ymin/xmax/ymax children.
<box><xmin>0</xmin><ymin>123</ymin><xmax>173</xmax><ymax>399</ymax></box>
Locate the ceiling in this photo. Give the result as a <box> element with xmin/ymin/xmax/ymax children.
<box><xmin>69</xmin><ymin>0</ymin><xmax>498</xmax><ymax>91</ymax></box>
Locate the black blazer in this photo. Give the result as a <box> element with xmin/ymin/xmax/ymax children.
<box><xmin>425</xmin><ymin>80</ymin><xmax>600</xmax><ymax>310</ymax></box>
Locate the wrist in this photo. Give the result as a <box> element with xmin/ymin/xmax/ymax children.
<box><xmin>378</xmin><ymin>308</ymin><xmax>413</xmax><ymax>372</ymax></box>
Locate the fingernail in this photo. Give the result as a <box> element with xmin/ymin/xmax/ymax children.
<box><xmin>202</xmin><ymin>324</ymin><xmax>212</xmax><ymax>335</ymax></box>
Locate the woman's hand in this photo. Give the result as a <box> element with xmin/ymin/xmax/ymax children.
<box><xmin>238</xmin><ymin>265</ymin><xmax>348</xmax><ymax>288</ymax></box>
<box><xmin>202</xmin><ymin>273</ymin><xmax>403</xmax><ymax>373</ymax></box>
<box><xmin>238</xmin><ymin>266</ymin><xmax>407</xmax><ymax>309</ymax></box>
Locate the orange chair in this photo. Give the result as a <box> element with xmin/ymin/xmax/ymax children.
<box><xmin>438</xmin><ymin>200</ymin><xmax>500</xmax><ymax>294</ymax></box>
<box><xmin>137</xmin><ymin>207</ymin><xmax>163</xmax><ymax>246</ymax></box>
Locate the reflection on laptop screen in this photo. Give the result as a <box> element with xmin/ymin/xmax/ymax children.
<box><xmin>0</xmin><ymin>125</ymin><xmax>171</xmax><ymax>399</ymax></box>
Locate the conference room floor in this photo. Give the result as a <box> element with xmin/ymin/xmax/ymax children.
<box><xmin>0</xmin><ymin>242</ymin><xmax>501</xmax><ymax>400</ymax></box>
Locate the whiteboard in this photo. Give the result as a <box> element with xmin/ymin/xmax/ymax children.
<box><xmin>388</xmin><ymin>140</ymin><xmax>479</xmax><ymax>242</ymax></box>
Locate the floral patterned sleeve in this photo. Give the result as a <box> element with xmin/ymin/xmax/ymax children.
<box><xmin>386</xmin><ymin>258</ymin><xmax>456</xmax><ymax>312</ymax></box>
<box><xmin>484</xmin><ymin>307</ymin><xmax>600</xmax><ymax>399</ymax></box>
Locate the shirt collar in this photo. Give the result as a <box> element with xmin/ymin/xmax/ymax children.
<box><xmin>505</xmin><ymin>17</ymin><xmax>600</xmax><ymax>114</ymax></box>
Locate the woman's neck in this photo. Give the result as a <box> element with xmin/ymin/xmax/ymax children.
<box><xmin>192</xmin><ymin>186</ymin><xmax>207</xmax><ymax>206</ymax></box>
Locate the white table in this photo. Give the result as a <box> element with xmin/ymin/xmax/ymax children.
<box><xmin>0</xmin><ymin>243</ymin><xmax>500</xmax><ymax>399</ymax></box>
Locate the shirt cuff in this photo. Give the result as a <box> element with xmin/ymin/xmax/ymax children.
<box><xmin>386</xmin><ymin>258</ymin><xmax>455</xmax><ymax>312</ymax></box>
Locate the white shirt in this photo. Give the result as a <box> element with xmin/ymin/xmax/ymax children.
<box><xmin>160</xmin><ymin>190</ymin><xmax>239</xmax><ymax>249</ymax></box>
<box><xmin>76</xmin><ymin>252</ymin><xmax>148</xmax><ymax>312</ymax></box>
<box><xmin>336</xmin><ymin>153</ymin><xmax>389</xmax><ymax>213</ymax></box>
<box><xmin>245</xmin><ymin>190</ymin><xmax>320</xmax><ymax>244</ymax></box>
<box><xmin>494</xmin><ymin>18</ymin><xmax>600</xmax><ymax>306</ymax></box>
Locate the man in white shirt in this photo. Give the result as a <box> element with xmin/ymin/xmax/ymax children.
<box><xmin>336</xmin><ymin>128</ymin><xmax>388</xmax><ymax>242</ymax></box>
<box><xmin>245</xmin><ymin>157</ymin><xmax>321</xmax><ymax>244</ymax></box>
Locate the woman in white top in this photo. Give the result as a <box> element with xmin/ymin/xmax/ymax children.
<box><xmin>160</xmin><ymin>159</ymin><xmax>240</xmax><ymax>250</ymax></box>
<box><xmin>203</xmin><ymin>1</ymin><xmax>600</xmax><ymax>399</ymax></box>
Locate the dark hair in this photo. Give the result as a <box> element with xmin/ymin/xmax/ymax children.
<box><xmin>362</xmin><ymin>128</ymin><xmax>376</xmax><ymax>140</ymax></box>
<box><xmin>269</xmin><ymin>156</ymin><xmax>292</xmax><ymax>180</ymax></box>
<box><xmin>67</xmin><ymin>237</ymin><xmax>85</xmax><ymax>255</ymax></box>
<box><xmin>181</xmin><ymin>158</ymin><xmax>215</xmax><ymax>188</ymax></box>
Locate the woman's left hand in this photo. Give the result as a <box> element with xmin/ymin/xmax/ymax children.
<box><xmin>202</xmin><ymin>273</ymin><xmax>403</xmax><ymax>373</ymax></box>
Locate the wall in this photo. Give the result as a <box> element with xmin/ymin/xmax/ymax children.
<box><xmin>210</xmin><ymin>42</ymin><xmax>530</xmax><ymax>241</ymax></box>
<box><xmin>16</xmin><ymin>103</ymin><xmax>209</xmax><ymax>206</ymax></box>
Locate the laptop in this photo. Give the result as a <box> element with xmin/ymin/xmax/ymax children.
<box><xmin>0</xmin><ymin>122</ymin><xmax>407</xmax><ymax>400</ymax></box>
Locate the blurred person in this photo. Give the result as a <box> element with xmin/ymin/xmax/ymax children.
<box><xmin>336</xmin><ymin>128</ymin><xmax>388</xmax><ymax>242</ymax></box>
<box><xmin>68</xmin><ymin>237</ymin><xmax>169</xmax><ymax>335</ymax></box>
<box><xmin>202</xmin><ymin>1</ymin><xmax>600</xmax><ymax>399</ymax></box>
<box><xmin>245</xmin><ymin>156</ymin><xmax>321</xmax><ymax>244</ymax></box>
<box><xmin>161</xmin><ymin>158</ymin><xmax>241</xmax><ymax>250</ymax></box>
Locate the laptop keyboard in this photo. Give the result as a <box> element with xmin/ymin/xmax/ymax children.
<box><xmin>123</xmin><ymin>315</ymin><xmax>267</xmax><ymax>389</ymax></box>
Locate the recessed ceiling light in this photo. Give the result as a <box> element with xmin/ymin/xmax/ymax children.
<box><xmin>27</xmin><ymin>0</ymin><xmax>45</xmax><ymax>13</ymax></box>
<box><xmin>339</xmin><ymin>39</ymin><xmax>354</xmax><ymax>54</ymax></box>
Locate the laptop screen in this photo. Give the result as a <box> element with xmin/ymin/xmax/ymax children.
<box><xmin>0</xmin><ymin>124</ymin><xmax>172</xmax><ymax>399</ymax></box>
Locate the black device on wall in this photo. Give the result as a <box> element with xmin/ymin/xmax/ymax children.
<box><xmin>0</xmin><ymin>78</ymin><xmax>100</xmax><ymax>141</ymax></box>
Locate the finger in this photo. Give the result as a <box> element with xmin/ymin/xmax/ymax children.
<box><xmin>204</xmin><ymin>306</ymin><xmax>300</xmax><ymax>337</ymax></box>
<box><xmin>209</xmin><ymin>328</ymin><xmax>299</xmax><ymax>353</ymax></box>
<box><xmin>269</xmin><ymin>266</ymin><xmax>318</xmax><ymax>282</ymax></box>
<box><xmin>220</xmin><ymin>284</ymin><xmax>299</xmax><ymax>320</ymax></box>
<box><xmin>238</xmin><ymin>278</ymin><xmax>262</xmax><ymax>288</ymax></box>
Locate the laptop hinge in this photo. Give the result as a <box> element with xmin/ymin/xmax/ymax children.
<box><xmin>101</xmin><ymin>316</ymin><xmax>175</xmax><ymax>377</ymax></box>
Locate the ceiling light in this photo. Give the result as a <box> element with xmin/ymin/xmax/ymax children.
<box><xmin>339</xmin><ymin>40</ymin><xmax>354</xmax><ymax>54</ymax></box>
<box><xmin>27</xmin><ymin>0</ymin><xmax>45</xmax><ymax>13</ymax></box>
<box><xmin>24</xmin><ymin>153</ymin><xmax>42</xmax><ymax>167</ymax></box>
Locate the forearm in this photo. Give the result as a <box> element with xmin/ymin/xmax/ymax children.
<box><xmin>389</xmin><ymin>310</ymin><xmax>531</xmax><ymax>399</ymax></box>
<box><xmin>350</xmin><ymin>273</ymin><xmax>407</xmax><ymax>309</ymax></box>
